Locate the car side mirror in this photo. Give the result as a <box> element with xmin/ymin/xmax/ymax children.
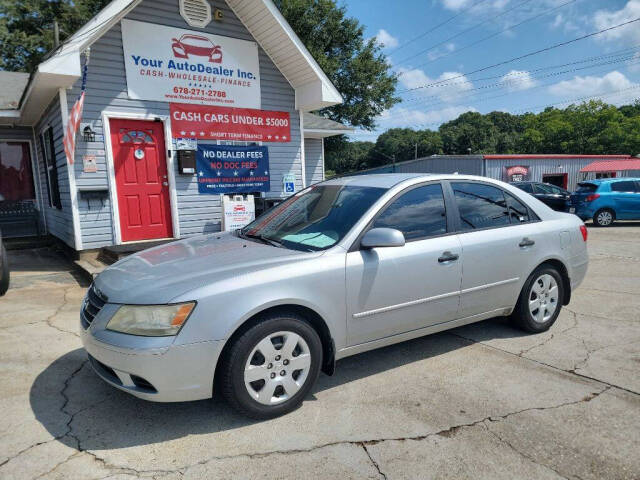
<box><xmin>361</xmin><ymin>228</ymin><xmax>405</xmax><ymax>249</ymax></box>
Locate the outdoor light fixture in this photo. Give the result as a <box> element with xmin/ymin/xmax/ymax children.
<box><xmin>82</xmin><ymin>125</ymin><xmax>96</xmax><ymax>142</ymax></box>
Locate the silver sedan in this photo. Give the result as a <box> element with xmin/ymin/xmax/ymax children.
<box><xmin>81</xmin><ymin>174</ymin><xmax>589</xmax><ymax>418</ymax></box>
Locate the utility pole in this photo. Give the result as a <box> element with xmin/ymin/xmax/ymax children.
<box><xmin>415</xmin><ymin>143</ymin><xmax>418</xmax><ymax>160</ymax></box>
<box><xmin>54</xmin><ymin>20</ymin><xmax>60</xmax><ymax>47</ymax></box>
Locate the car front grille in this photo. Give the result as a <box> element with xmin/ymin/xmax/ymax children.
<box><xmin>81</xmin><ymin>283</ymin><xmax>108</xmax><ymax>329</ymax></box>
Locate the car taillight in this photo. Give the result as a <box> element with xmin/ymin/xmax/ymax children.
<box><xmin>585</xmin><ymin>193</ymin><xmax>600</xmax><ymax>202</ymax></box>
<box><xmin>580</xmin><ymin>225</ymin><xmax>588</xmax><ymax>242</ymax></box>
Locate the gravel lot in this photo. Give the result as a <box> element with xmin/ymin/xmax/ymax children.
<box><xmin>1</xmin><ymin>224</ymin><xmax>639</xmax><ymax>480</ymax></box>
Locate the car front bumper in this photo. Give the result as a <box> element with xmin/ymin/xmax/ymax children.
<box><xmin>80</xmin><ymin>326</ymin><xmax>224</xmax><ymax>402</ymax></box>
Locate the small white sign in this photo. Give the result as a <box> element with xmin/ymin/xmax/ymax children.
<box><xmin>283</xmin><ymin>173</ymin><xmax>296</xmax><ymax>195</ymax></box>
<box><xmin>174</xmin><ymin>138</ymin><xmax>197</xmax><ymax>150</ymax></box>
<box><xmin>121</xmin><ymin>19</ymin><xmax>261</xmax><ymax>108</ymax></box>
<box><xmin>222</xmin><ymin>194</ymin><xmax>255</xmax><ymax>231</ymax></box>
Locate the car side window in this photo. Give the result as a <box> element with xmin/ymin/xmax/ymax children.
<box><xmin>611</xmin><ymin>181</ymin><xmax>636</xmax><ymax>192</ymax></box>
<box><xmin>372</xmin><ymin>183</ymin><xmax>447</xmax><ymax>241</ymax></box>
<box><xmin>518</xmin><ymin>183</ymin><xmax>533</xmax><ymax>193</ymax></box>
<box><xmin>452</xmin><ymin>182</ymin><xmax>510</xmax><ymax>231</ymax></box>
<box><xmin>504</xmin><ymin>192</ymin><xmax>530</xmax><ymax>223</ymax></box>
<box><xmin>534</xmin><ymin>183</ymin><xmax>553</xmax><ymax>194</ymax></box>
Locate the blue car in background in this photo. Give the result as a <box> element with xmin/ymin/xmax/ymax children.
<box><xmin>570</xmin><ymin>178</ymin><xmax>640</xmax><ymax>227</ymax></box>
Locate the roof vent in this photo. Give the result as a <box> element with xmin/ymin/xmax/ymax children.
<box><xmin>179</xmin><ymin>0</ymin><xmax>212</xmax><ymax>28</ymax></box>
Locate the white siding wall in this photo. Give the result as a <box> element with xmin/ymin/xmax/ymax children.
<box><xmin>66</xmin><ymin>0</ymin><xmax>303</xmax><ymax>249</ymax></box>
<box><xmin>304</xmin><ymin>138</ymin><xmax>324</xmax><ymax>186</ymax></box>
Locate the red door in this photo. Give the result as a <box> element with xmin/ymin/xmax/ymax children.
<box><xmin>110</xmin><ymin>119</ymin><xmax>173</xmax><ymax>242</ymax></box>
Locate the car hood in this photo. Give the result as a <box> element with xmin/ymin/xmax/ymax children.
<box><xmin>94</xmin><ymin>232</ymin><xmax>311</xmax><ymax>304</ymax></box>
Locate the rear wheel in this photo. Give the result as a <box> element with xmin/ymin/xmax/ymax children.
<box><xmin>219</xmin><ymin>313</ymin><xmax>322</xmax><ymax>419</ymax></box>
<box><xmin>0</xmin><ymin>244</ymin><xmax>9</xmax><ymax>296</ymax></box>
<box><xmin>593</xmin><ymin>208</ymin><xmax>615</xmax><ymax>227</ymax></box>
<box><xmin>511</xmin><ymin>266</ymin><xmax>564</xmax><ymax>333</ymax></box>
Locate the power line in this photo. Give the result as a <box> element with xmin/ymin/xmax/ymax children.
<box><xmin>398</xmin><ymin>44</ymin><xmax>640</xmax><ymax>107</ymax></box>
<box><xmin>407</xmin><ymin>0</ymin><xmax>579</xmax><ymax>72</ymax></box>
<box><xmin>386</xmin><ymin>0</ymin><xmax>491</xmax><ymax>54</ymax></box>
<box><xmin>406</xmin><ymin>59</ymin><xmax>640</xmax><ymax>114</ymax></box>
<box><xmin>400</xmin><ymin>54</ymin><xmax>640</xmax><ymax>108</ymax></box>
<box><xmin>398</xmin><ymin>17</ymin><xmax>640</xmax><ymax>93</ymax></box>
<box><xmin>405</xmin><ymin>85</ymin><xmax>640</xmax><ymax>130</ymax></box>
<box><xmin>394</xmin><ymin>0</ymin><xmax>536</xmax><ymax>66</ymax></box>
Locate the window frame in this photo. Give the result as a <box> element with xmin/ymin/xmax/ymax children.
<box><xmin>39</xmin><ymin>126</ymin><xmax>62</xmax><ymax>209</ymax></box>
<box><xmin>444</xmin><ymin>180</ymin><xmax>540</xmax><ymax>235</ymax></box>
<box><xmin>349</xmin><ymin>181</ymin><xmax>455</xmax><ymax>251</ymax></box>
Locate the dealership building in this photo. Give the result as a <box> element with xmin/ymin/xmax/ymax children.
<box><xmin>356</xmin><ymin>154</ymin><xmax>640</xmax><ymax>191</ymax></box>
<box><xmin>0</xmin><ymin>0</ymin><xmax>351</xmax><ymax>248</ymax></box>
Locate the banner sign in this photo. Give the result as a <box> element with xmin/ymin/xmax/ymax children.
<box><xmin>503</xmin><ymin>165</ymin><xmax>530</xmax><ymax>183</ymax></box>
<box><xmin>121</xmin><ymin>19</ymin><xmax>260</xmax><ymax>108</ymax></box>
<box><xmin>170</xmin><ymin>103</ymin><xmax>290</xmax><ymax>142</ymax></box>
<box><xmin>197</xmin><ymin>144</ymin><xmax>270</xmax><ymax>194</ymax></box>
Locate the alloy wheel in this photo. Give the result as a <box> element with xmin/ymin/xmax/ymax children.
<box><xmin>528</xmin><ymin>274</ymin><xmax>559</xmax><ymax>323</ymax></box>
<box><xmin>597</xmin><ymin>210</ymin><xmax>613</xmax><ymax>226</ymax></box>
<box><xmin>244</xmin><ymin>331</ymin><xmax>311</xmax><ymax>405</ymax></box>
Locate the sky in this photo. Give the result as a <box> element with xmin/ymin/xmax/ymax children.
<box><xmin>342</xmin><ymin>0</ymin><xmax>640</xmax><ymax>141</ymax></box>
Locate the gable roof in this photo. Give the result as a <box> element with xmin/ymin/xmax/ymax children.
<box><xmin>10</xmin><ymin>0</ymin><xmax>342</xmax><ymax>125</ymax></box>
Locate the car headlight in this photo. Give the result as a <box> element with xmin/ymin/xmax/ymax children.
<box><xmin>106</xmin><ymin>303</ymin><xmax>195</xmax><ymax>336</ymax></box>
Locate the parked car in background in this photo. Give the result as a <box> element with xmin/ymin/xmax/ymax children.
<box><xmin>0</xmin><ymin>230</ymin><xmax>9</xmax><ymax>296</ymax></box>
<box><xmin>570</xmin><ymin>178</ymin><xmax>640</xmax><ymax>227</ymax></box>
<box><xmin>81</xmin><ymin>174</ymin><xmax>588</xmax><ymax>419</ymax></box>
<box><xmin>512</xmin><ymin>182</ymin><xmax>571</xmax><ymax>211</ymax></box>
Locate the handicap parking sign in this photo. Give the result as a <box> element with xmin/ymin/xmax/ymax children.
<box><xmin>283</xmin><ymin>173</ymin><xmax>296</xmax><ymax>194</ymax></box>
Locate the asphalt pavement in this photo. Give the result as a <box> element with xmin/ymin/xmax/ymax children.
<box><xmin>0</xmin><ymin>224</ymin><xmax>638</xmax><ymax>479</ymax></box>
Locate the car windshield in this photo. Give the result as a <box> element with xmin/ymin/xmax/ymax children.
<box><xmin>240</xmin><ymin>184</ymin><xmax>385</xmax><ymax>252</ymax></box>
<box><xmin>576</xmin><ymin>183</ymin><xmax>597</xmax><ymax>193</ymax></box>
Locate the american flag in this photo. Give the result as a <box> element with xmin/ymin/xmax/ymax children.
<box><xmin>63</xmin><ymin>91</ymin><xmax>85</xmax><ymax>165</ymax></box>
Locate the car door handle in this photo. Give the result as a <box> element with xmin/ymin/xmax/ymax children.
<box><xmin>438</xmin><ymin>251</ymin><xmax>459</xmax><ymax>263</ymax></box>
<box><xmin>519</xmin><ymin>238</ymin><xmax>535</xmax><ymax>247</ymax></box>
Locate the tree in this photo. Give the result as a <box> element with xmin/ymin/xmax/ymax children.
<box><xmin>370</xmin><ymin>128</ymin><xmax>442</xmax><ymax>167</ymax></box>
<box><xmin>0</xmin><ymin>0</ymin><xmax>109</xmax><ymax>72</ymax></box>
<box><xmin>273</xmin><ymin>0</ymin><xmax>399</xmax><ymax>130</ymax></box>
<box><xmin>324</xmin><ymin>136</ymin><xmax>373</xmax><ymax>174</ymax></box>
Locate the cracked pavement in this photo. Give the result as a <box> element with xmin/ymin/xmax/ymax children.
<box><xmin>1</xmin><ymin>225</ymin><xmax>639</xmax><ymax>480</ymax></box>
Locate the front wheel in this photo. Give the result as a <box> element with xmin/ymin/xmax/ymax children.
<box><xmin>593</xmin><ymin>208</ymin><xmax>615</xmax><ymax>227</ymax></box>
<box><xmin>511</xmin><ymin>266</ymin><xmax>564</xmax><ymax>333</ymax></box>
<box><xmin>219</xmin><ymin>313</ymin><xmax>322</xmax><ymax>419</ymax></box>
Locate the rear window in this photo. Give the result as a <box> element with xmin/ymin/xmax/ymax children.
<box><xmin>576</xmin><ymin>183</ymin><xmax>597</xmax><ymax>193</ymax></box>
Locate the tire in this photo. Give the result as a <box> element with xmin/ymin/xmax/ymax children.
<box><xmin>511</xmin><ymin>265</ymin><xmax>564</xmax><ymax>333</ymax></box>
<box><xmin>219</xmin><ymin>312</ymin><xmax>323</xmax><ymax>419</ymax></box>
<box><xmin>593</xmin><ymin>208</ymin><xmax>615</xmax><ymax>227</ymax></box>
<box><xmin>0</xmin><ymin>244</ymin><xmax>9</xmax><ymax>296</ymax></box>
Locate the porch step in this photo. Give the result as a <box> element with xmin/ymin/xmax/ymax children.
<box><xmin>74</xmin><ymin>257</ymin><xmax>109</xmax><ymax>279</ymax></box>
<box><xmin>99</xmin><ymin>239</ymin><xmax>174</xmax><ymax>264</ymax></box>
<box><xmin>3</xmin><ymin>235</ymin><xmax>54</xmax><ymax>251</ymax></box>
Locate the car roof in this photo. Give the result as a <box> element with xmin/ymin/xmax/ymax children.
<box><xmin>580</xmin><ymin>178</ymin><xmax>640</xmax><ymax>185</ymax></box>
<box><xmin>321</xmin><ymin>173</ymin><xmax>505</xmax><ymax>189</ymax></box>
